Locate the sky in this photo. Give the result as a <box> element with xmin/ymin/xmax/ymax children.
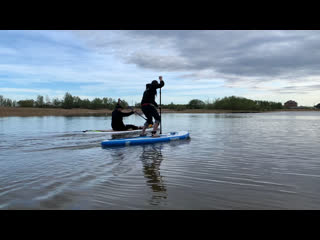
<box><xmin>1</xmin><ymin>30</ymin><xmax>320</xmax><ymax>106</ymax></box>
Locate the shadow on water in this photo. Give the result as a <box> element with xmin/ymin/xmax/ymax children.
<box><xmin>140</xmin><ymin>144</ymin><xmax>167</xmax><ymax>206</ymax></box>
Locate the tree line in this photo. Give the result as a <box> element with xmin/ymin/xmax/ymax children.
<box><xmin>2</xmin><ymin>93</ymin><xmax>318</xmax><ymax>111</ymax></box>
<box><xmin>0</xmin><ymin>93</ymin><xmax>128</xmax><ymax>110</ymax></box>
<box><xmin>0</xmin><ymin>95</ymin><xmax>17</xmax><ymax>107</ymax></box>
<box><xmin>161</xmin><ymin>96</ymin><xmax>284</xmax><ymax>111</ymax></box>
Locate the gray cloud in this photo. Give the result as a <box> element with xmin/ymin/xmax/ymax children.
<box><xmin>276</xmin><ymin>84</ymin><xmax>320</xmax><ymax>94</ymax></box>
<box><xmin>74</xmin><ymin>30</ymin><xmax>320</xmax><ymax>89</ymax></box>
<box><xmin>249</xmin><ymin>83</ymin><xmax>320</xmax><ymax>95</ymax></box>
<box><xmin>117</xmin><ymin>30</ymin><xmax>320</xmax><ymax>81</ymax></box>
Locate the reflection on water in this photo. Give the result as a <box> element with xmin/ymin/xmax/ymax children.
<box><xmin>140</xmin><ymin>145</ymin><xmax>167</xmax><ymax>206</ymax></box>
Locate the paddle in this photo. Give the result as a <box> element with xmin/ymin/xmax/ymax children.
<box><xmin>160</xmin><ymin>83</ymin><xmax>162</xmax><ymax>134</ymax></box>
<box><xmin>129</xmin><ymin>106</ymin><xmax>147</xmax><ymax>121</ymax></box>
<box><xmin>118</xmin><ymin>99</ymin><xmax>147</xmax><ymax>121</ymax></box>
<box><xmin>158</xmin><ymin>76</ymin><xmax>163</xmax><ymax>134</ymax></box>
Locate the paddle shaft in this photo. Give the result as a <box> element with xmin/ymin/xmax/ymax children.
<box><xmin>118</xmin><ymin>99</ymin><xmax>147</xmax><ymax>121</ymax></box>
<box><xmin>160</xmin><ymin>87</ymin><xmax>162</xmax><ymax>134</ymax></box>
<box><xmin>134</xmin><ymin>110</ymin><xmax>147</xmax><ymax>120</ymax></box>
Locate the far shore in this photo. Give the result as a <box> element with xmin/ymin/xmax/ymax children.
<box><xmin>0</xmin><ymin>107</ymin><xmax>319</xmax><ymax>117</ymax></box>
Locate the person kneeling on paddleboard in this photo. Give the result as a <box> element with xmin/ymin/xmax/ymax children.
<box><xmin>112</xmin><ymin>99</ymin><xmax>141</xmax><ymax>131</ymax></box>
<box><xmin>140</xmin><ymin>76</ymin><xmax>165</xmax><ymax>137</ymax></box>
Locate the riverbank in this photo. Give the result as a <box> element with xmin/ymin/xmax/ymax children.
<box><xmin>0</xmin><ymin>107</ymin><xmax>319</xmax><ymax>117</ymax></box>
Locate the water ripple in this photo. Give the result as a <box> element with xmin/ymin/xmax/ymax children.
<box><xmin>1</xmin><ymin>112</ymin><xmax>320</xmax><ymax>209</ymax></box>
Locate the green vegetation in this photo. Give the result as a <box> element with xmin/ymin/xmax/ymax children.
<box><xmin>35</xmin><ymin>95</ymin><xmax>44</xmax><ymax>108</ymax></box>
<box><xmin>212</xmin><ymin>96</ymin><xmax>283</xmax><ymax>111</ymax></box>
<box><xmin>162</xmin><ymin>96</ymin><xmax>284</xmax><ymax>111</ymax></box>
<box><xmin>187</xmin><ymin>99</ymin><xmax>206</xmax><ymax>109</ymax></box>
<box><xmin>164</xmin><ymin>102</ymin><xmax>187</xmax><ymax>111</ymax></box>
<box><xmin>0</xmin><ymin>95</ymin><xmax>16</xmax><ymax>107</ymax></box>
<box><xmin>2</xmin><ymin>93</ymin><xmax>316</xmax><ymax>112</ymax></box>
<box><xmin>0</xmin><ymin>93</ymin><xmax>128</xmax><ymax>110</ymax></box>
<box><xmin>17</xmin><ymin>99</ymin><xmax>34</xmax><ymax>108</ymax></box>
<box><xmin>62</xmin><ymin>93</ymin><xmax>74</xmax><ymax>109</ymax></box>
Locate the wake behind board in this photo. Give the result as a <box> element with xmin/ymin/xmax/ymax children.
<box><xmin>83</xmin><ymin>128</ymin><xmax>152</xmax><ymax>135</ymax></box>
<box><xmin>101</xmin><ymin>131</ymin><xmax>190</xmax><ymax>147</ymax></box>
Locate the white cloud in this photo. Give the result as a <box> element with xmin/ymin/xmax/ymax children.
<box><xmin>2</xmin><ymin>30</ymin><xmax>320</xmax><ymax>106</ymax></box>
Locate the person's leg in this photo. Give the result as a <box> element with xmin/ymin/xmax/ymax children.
<box><xmin>151</xmin><ymin>122</ymin><xmax>160</xmax><ymax>136</ymax></box>
<box><xmin>152</xmin><ymin>122</ymin><xmax>159</xmax><ymax>132</ymax></box>
<box><xmin>140</xmin><ymin>125</ymin><xmax>148</xmax><ymax>136</ymax></box>
<box><xmin>140</xmin><ymin>106</ymin><xmax>153</xmax><ymax>136</ymax></box>
<box><xmin>151</xmin><ymin>106</ymin><xmax>161</xmax><ymax>136</ymax></box>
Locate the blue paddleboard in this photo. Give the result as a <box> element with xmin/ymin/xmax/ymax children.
<box><xmin>101</xmin><ymin>131</ymin><xmax>190</xmax><ymax>147</ymax></box>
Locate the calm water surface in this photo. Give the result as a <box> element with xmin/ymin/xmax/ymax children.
<box><xmin>1</xmin><ymin>111</ymin><xmax>320</xmax><ymax>209</ymax></box>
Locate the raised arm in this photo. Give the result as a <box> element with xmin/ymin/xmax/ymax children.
<box><xmin>157</xmin><ymin>76</ymin><xmax>165</xmax><ymax>88</ymax></box>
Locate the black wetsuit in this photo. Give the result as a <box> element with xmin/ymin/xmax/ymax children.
<box><xmin>111</xmin><ymin>109</ymin><xmax>138</xmax><ymax>131</ymax></box>
<box><xmin>141</xmin><ymin>80</ymin><xmax>165</xmax><ymax>125</ymax></box>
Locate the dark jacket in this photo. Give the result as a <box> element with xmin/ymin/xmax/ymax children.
<box><xmin>141</xmin><ymin>80</ymin><xmax>165</xmax><ymax>107</ymax></box>
<box><xmin>111</xmin><ymin>109</ymin><xmax>134</xmax><ymax>130</ymax></box>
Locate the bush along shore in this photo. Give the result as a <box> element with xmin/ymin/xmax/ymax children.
<box><xmin>1</xmin><ymin>93</ymin><xmax>319</xmax><ymax>117</ymax></box>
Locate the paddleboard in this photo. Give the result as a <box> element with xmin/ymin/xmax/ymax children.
<box><xmin>83</xmin><ymin>128</ymin><xmax>152</xmax><ymax>135</ymax></box>
<box><xmin>101</xmin><ymin>131</ymin><xmax>190</xmax><ymax>147</ymax></box>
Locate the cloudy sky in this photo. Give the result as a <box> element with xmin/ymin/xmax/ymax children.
<box><xmin>1</xmin><ymin>30</ymin><xmax>320</xmax><ymax>106</ymax></box>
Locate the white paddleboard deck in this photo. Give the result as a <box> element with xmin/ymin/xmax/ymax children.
<box><xmin>83</xmin><ymin>128</ymin><xmax>153</xmax><ymax>135</ymax></box>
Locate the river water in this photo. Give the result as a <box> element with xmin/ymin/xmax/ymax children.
<box><xmin>1</xmin><ymin>111</ymin><xmax>320</xmax><ymax>209</ymax></box>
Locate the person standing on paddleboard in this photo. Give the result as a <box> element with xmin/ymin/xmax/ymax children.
<box><xmin>112</xmin><ymin>99</ymin><xmax>141</xmax><ymax>131</ymax></box>
<box><xmin>140</xmin><ymin>76</ymin><xmax>165</xmax><ymax>137</ymax></box>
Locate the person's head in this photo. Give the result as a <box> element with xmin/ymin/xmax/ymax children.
<box><xmin>145</xmin><ymin>80</ymin><xmax>159</xmax><ymax>92</ymax></box>
<box><xmin>151</xmin><ymin>80</ymin><xmax>158</xmax><ymax>86</ymax></box>
<box><xmin>146</xmin><ymin>80</ymin><xmax>158</xmax><ymax>90</ymax></box>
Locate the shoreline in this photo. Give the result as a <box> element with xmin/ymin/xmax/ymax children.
<box><xmin>0</xmin><ymin>107</ymin><xmax>319</xmax><ymax>117</ymax></box>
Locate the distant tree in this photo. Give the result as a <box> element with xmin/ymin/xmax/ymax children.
<box><xmin>90</xmin><ymin>98</ymin><xmax>104</xmax><ymax>109</ymax></box>
<box><xmin>162</xmin><ymin>102</ymin><xmax>188</xmax><ymax>111</ymax></box>
<box><xmin>35</xmin><ymin>95</ymin><xmax>44</xmax><ymax>108</ymax></box>
<box><xmin>45</xmin><ymin>95</ymin><xmax>51</xmax><ymax>107</ymax></box>
<box><xmin>204</xmin><ymin>99</ymin><xmax>215</xmax><ymax>109</ymax></box>
<box><xmin>62</xmin><ymin>92</ymin><xmax>73</xmax><ymax>109</ymax></box>
<box><xmin>80</xmin><ymin>98</ymin><xmax>91</xmax><ymax>109</ymax></box>
<box><xmin>167</xmin><ymin>102</ymin><xmax>175</xmax><ymax>109</ymax></box>
<box><xmin>52</xmin><ymin>98</ymin><xmax>62</xmax><ymax>108</ymax></box>
<box><xmin>72</xmin><ymin>96</ymin><xmax>81</xmax><ymax>108</ymax></box>
<box><xmin>214</xmin><ymin>96</ymin><xmax>251</xmax><ymax>110</ymax></box>
<box><xmin>315</xmin><ymin>103</ymin><xmax>320</xmax><ymax>109</ymax></box>
<box><xmin>18</xmin><ymin>99</ymin><xmax>35</xmax><ymax>107</ymax></box>
<box><xmin>2</xmin><ymin>98</ymin><xmax>13</xmax><ymax>107</ymax></box>
<box><xmin>109</xmin><ymin>99</ymin><xmax>117</xmax><ymax>109</ymax></box>
<box><xmin>0</xmin><ymin>96</ymin><xmax>24</xmax><ymax>107</ymax></box>
<box><xmin>271</xmin><ymin>102</ymin><xmax>283</xmax><ymax>109</ymax></box>
<box><xmin>175</xmin><ymin>104</ymin><xmax>187</xmax><ymax>111</ymax></box>
<box><xmin>135</xmin><ymin>102</ymin><xmax>141</xmax><ymax>108</ymax></box>
<box><xmin>212</xmin><ymin>96</ymin><xmax>282</xmax><ymax>111</ymax></box>
<box><xmin>102</xmin><ymin>97</ymin><xmax>112</xmax><ymax>109</ymax></box>
<box><xmin>102</xmin><ymin>97</ymin><xmax>117</xmax><ymax>109</ymax></box>
<box><xmin>0</xmin><ymin>95</ymin><xmax>3</xmax><ymax>106</ymax></box>
<box><xmin>188</xmin><ymin>99</ymin><xmax>205</xmax><ymax>109</ymax></box>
